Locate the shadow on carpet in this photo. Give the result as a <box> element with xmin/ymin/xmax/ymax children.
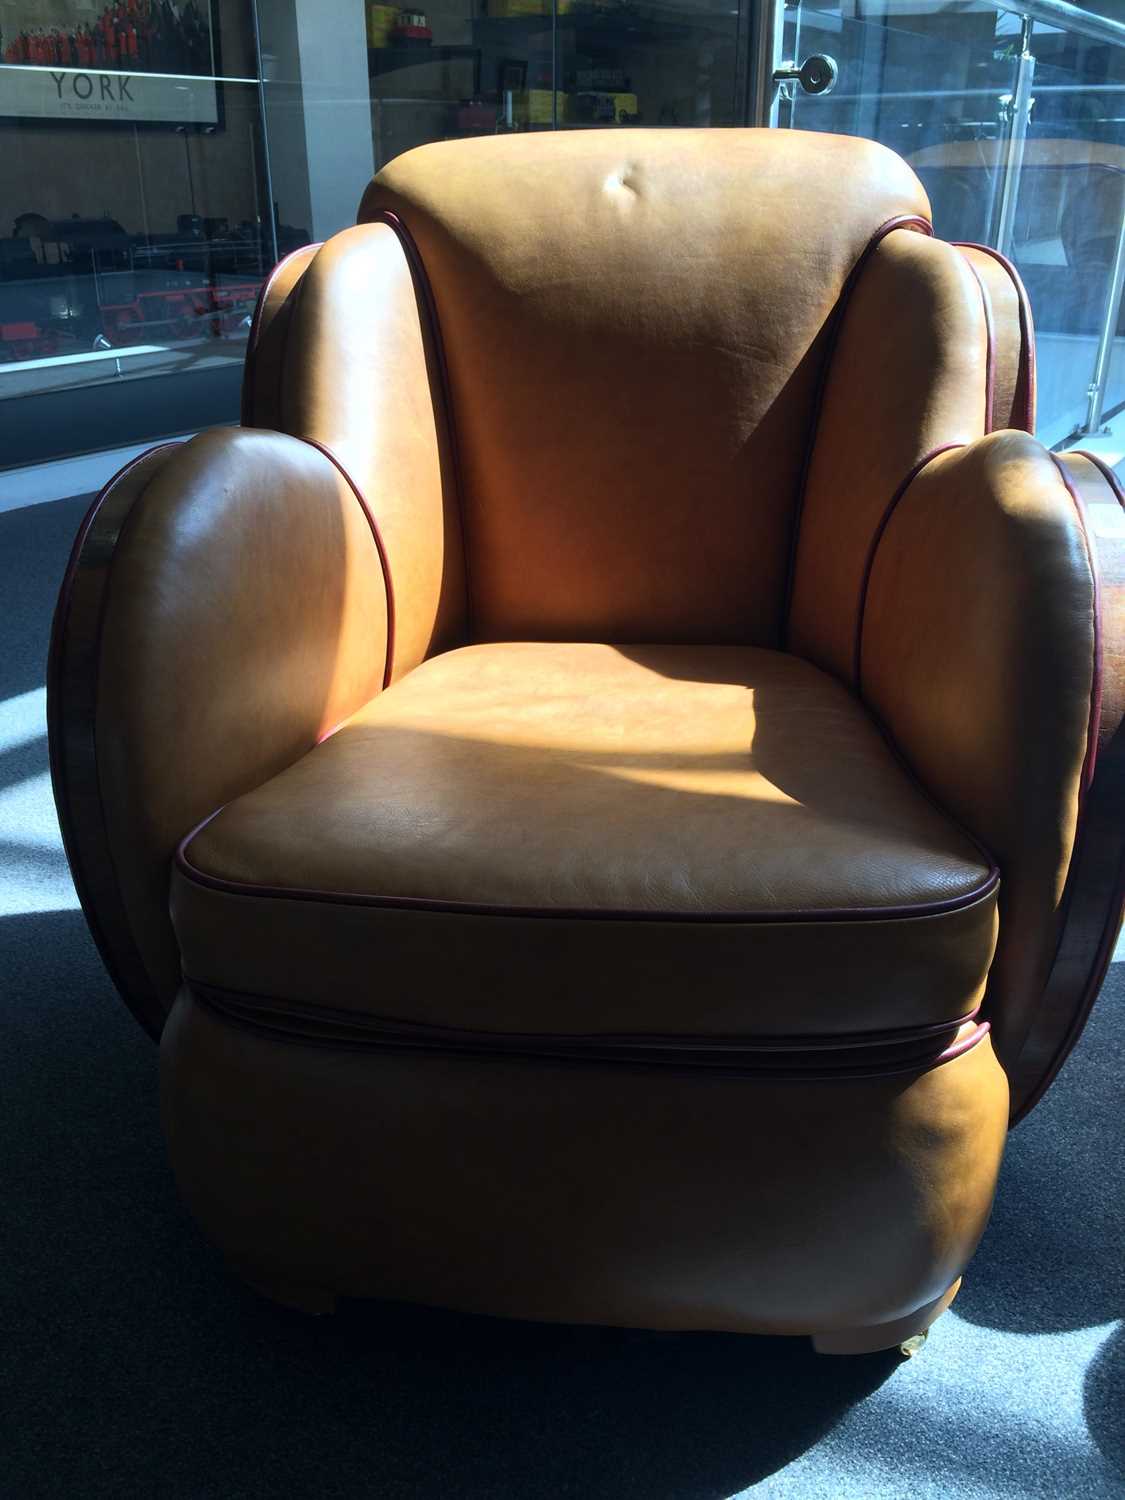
<box><xmin>3</xmin><ymin>907</ymin><xmax>901</xmax><ymax>1499</ymax></box>
<box><xmin>2</xmin><ymin>487</ymin><xmax>1123</xmax><ymax>1498</ymax></box>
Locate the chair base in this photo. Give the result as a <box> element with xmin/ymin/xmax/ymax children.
<box><xmin>162</xmin><ymin>990</ymin><xmax>1006</xmax><ymax>1345</ymax></box>
<box><xmin>235</xmin><ymin>1265</ymin><xmax>962</xmax><ymax>1348</ymax></box>
<box><xmin>810</xmin><ymin>1278</ymin><xmax>961</xmax><ymax>1355</ymax></box>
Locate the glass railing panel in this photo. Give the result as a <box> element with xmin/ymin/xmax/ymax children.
<box><xmin>1015</xmin><ymin>19</ymin><xmax>1125</xmax><ymax>444</ymax></box>
<box><xmin>778</xmin><ymin>2</ymin><xmax>1125</xmax><ymax>449</ymax></box>
<box><xmin>783</xmin><ymin>1</ymin><xmax>1018</xmax><ymax>249</ymax></box>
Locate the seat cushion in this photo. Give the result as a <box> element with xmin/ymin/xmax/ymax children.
<box><xmin>171</xmin><ymin>643</ymin><xmax>998</xmax><ymax>1044</ymax></box>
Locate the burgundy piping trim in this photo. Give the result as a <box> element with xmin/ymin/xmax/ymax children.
<box><xmin>187</xmin><ymin>978</ymin><xmax>980</xmax><ymax>1051</ymax></box>
<box><xmin>1014</xmin><ymin>911</ymin><xmax>1123</xmax><ymax>1126</ymax></box>
<box><xmin>51</xmin><ymin>443</ymin><xmax>181</xmax><ymax>627</ymax></box>
<box><xmin>935</xmin><ymin>1021</ymin><xmax>991</xmax><ymax>1068</ymax></box>
<box><xmin>1049</xmin><ymin>454</ymin><xmax>1103</xmax><ymax>799</ymax></box>
<box><xmin>47</xmin><ymin>441</ymin><xmax>183</xmax><ymax>1029</ymax></box>
<box><xmin>781</xmin><ymin>212</ymin><xmax>933</xmax><ymax>643</ymax></box>
<box><xmin>951</xmin><ymin>242</ymin><xmax>1036</xmax><ymax>433</ymax></box>
<box><xmin>853</xmin><ymin>444</ymin><xmax>963</xmax><ymax>685</ymax></box>
<box><xmin>240</xmin><ymin>242</ymin><xmax>322</xmax><ymax>428</ymax></box>
<box><xmin>174</xmin><ymin>826</ymin><xmax>998</xmax><ymax>924</ymax></box>
<box><xmin>845</xmin><ymin>440</ymin><xmax>1004</xmax><ymax>885</ymax></box>
<box><xmin>369</xmin><ymin>208</ymin><xmax>473</xmax><ymax>636</ymax></box>
<box><xmin>960</xmin><ymin>254</ymin><xmax>997</xmax><ymax>433</ymax></box>
<box><xmin>1012</xmin><ymin>449</ymin><xmax>1121</xmax><ymax>1122</ymax></box>
<box><xmin>300</xmin><ymin>437</ymin><xmax>396</xmax><ymax>691</ymax></box>
<box><xmin>189</xmin><ymin>980</ymin><xmax>990</xmax><ymax>1082</ymax></box>
<box><xmin>1076</xmin><ymin>450</ymin><xmax>1125</xmax><ymax>495</ymax></box>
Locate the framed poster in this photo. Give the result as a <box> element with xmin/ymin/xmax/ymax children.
<box><xmin>0</xmin><ymin>1</ymin><xmax>220</xmax><ymax>125</ymax></box>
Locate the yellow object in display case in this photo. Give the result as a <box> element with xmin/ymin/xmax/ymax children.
<box><xmin>485</xmin><ymin>0</ymin><xmax>548</xmax><ymax>15</ymax></box>
<box><xmin>366</xmin><ymin>3</ymin><xmax>399</xmax><ymax>46</ymax></box>
<box><xmin>525</xmin><ymin>89</ymin><xmax>569</xmax><ymax>124</ymax></box>
<box><xmin>574</xmin><ymin>89</ymin><xmax>639</xmax><ymax>123</ymax></box>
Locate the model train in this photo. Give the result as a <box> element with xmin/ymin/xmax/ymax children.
<box><xmin>0</xmin><ymin>211</ymin><xmax>310</xmax><ymax>364</ymax></box>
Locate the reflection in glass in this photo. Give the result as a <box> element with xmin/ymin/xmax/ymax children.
<box><xmin>366</xmin><ymin>0</ymin><xmax>740</xmax><ymax>170</ymax></box>
<box><xmin>3</xmin><ymin>0</ymin><xmax>1123</xmax><ymax>464</ymax></box>
<box><xmin>0</xmin><ymin>2</ymin><xmax>282</xmax><ymax>464</ymax></box>
<box><xmin>782</xmin><ymin>2</ymin><xmax>1125</xmax><ymax>446</ymax></box>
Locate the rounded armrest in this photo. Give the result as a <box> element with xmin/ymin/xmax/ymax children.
<box><xmin>48</xmin><ymin>428</ymin><xmax>389</xmax><ymax>1036</ymax></box>
<box><xmin>1022</xmin><ymin>450</ymin><xmax>1125</xmax><ymax>1116</ymax></box>
<box><xmin>857</xmin><ymin>430</ymin><xmax>1118</xmax><ymax>1119</ymax></box>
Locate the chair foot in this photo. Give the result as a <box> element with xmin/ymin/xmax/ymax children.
<box><xmin>811</xmin><ymin>1278</ymin><xmax>961</xmax><ymax>1356</ymax></box>
<box><xmin>236</xmin><ymin>1268</ymin><xmax>339</xmax><ymax>1315</ymax></box>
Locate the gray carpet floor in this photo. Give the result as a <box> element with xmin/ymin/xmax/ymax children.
<box><xmin>2</xmin><ymin>491</ymin><xmax>1123</xmax><ymax>1499</ymax></box>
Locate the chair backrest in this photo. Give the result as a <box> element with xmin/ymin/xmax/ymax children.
<box><xmin>360</xmin><ymin>129</ymin><xmax>979</xmax><ymax>650</ymax></box>
<box><xmin>245</xmin><ymin>129</ymin><xmax>1025</xmax><ymax>663</ymax></box>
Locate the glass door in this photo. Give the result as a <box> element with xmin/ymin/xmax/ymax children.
<box><xmin>781</xmin><ymin>0</ymin><xmax>1019</xmax><ymax>251</ymax></box>
<box><xmin>1009</xmin><ymin>17</ymin><xmax>1125</xmax><ymax>445</ymax></box>
<box><xmin>775</xmin><ymin>1</ymin><xmax>1125</xmax><ymax>448</ymax></box>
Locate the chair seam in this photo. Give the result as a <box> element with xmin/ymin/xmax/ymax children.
<box><xmin>780</xmin><ymin>213</ymin><xmax>933</xmax><ymax>648</ymax></box>
<box><xmin>958</xmin><ymin>252</ymin><xmax>997</xmax><ymax>433</ymax></box>
<box><xmin>950</xmin><ymin>241</ymin><xmax>1036</xmax><ymax>433</ymax></box>
<box><xmin>1007</xmin><ymin>452</ymin><xmax>1109</xmax><ymax>1121</ymax></box>
<box><xmin>852</xmin><ymin>444</ymin><xmax>964</xmax><ymax>687</ymax></box>
<box><xmin>240</xmin><ymin>242</ymin><xmax>321</xmax><ymax>429</ymax></box>
<box><xmin>300</xmin><ymin>437</ymin><xmax>397</xmax><ymax>692</ymax></box>
<box><xmin>1049</xmin><ymin>453</ymin><xmax>1103</xmax><ymax>802</ymax></box>
<box><xmin>186</xmin><ymin>974</ymin><xmax>982</xmax><ymax>1050</ymax></box>
<box><xmin>172</xmin><ymin>830</ymin><xmax>999</xmax><ymax>925</ymax></box>
<box><xmin>369</xmin><ymin>208</ymin><xmax>474</xmax><ymax>643</ymax></box>
<box><xmin>48</xmin><ymin>442</ymin><xmax>184</xmax><ymax>1039</ymax></box>
<box><xmin>186</xmin><ymin>980</ymin><xmax>992</xmax><ymax>1081</ymax></box>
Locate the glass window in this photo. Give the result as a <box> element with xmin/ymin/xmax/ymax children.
<box><xmin>0</xmin><ymin>1</ymin><xmax>281</xmax><ymax>466</ymax></box>
<box><xmin>2</xmin><ymin>0</ymin><xmax>747</xmax><ymax>466</ymax></box>
<box><xmin>364</xmin><ymin>0</ymin><xmax>742</xmax><ymax>170</ymax></box>
<box><xmin>780</xmin><ymin>1</ymin><xmax>1125</xmax><ymax>447</ymax></box>
<box><xmin>3</xmin><ymin>0</ymin><xmax>1123</xmax><ymax>468</ymax></box>
<box><xmin>1013</xmin><ymin>18</ymin><xmax>1125</xmax><ymax>444</ymax></box>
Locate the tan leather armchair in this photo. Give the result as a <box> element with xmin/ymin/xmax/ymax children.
<box><xmin>49</xmin><ymin>131</ymin><xmax>1125</xmax><ymax>1354</ymax></box>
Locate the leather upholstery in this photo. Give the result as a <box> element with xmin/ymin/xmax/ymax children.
<box><xmin>174</xmin><ymin>642</ymin><xmax>996</xmax><ymax>1038</ymax></box>
<box><xmin>1012</xmin><ymin>452</ymin><xmax>1125</xmax><ymax>1117</ymax></box>
<box><xmin>240</xmin><ymin>243</ymin><xmax>320</xmax><ymax>432</ymax></box>
<box><xmin>860</xmin><ymin>433</ymin><xmax>1098</xmax><ymax>1074</ymax></box>
<box><xmin>49</xmin><ymin>129</ymin><xmax>1118</xmax><ymax>1340</ymax></box>
<box><xmin>360</xmin><ymin>129</ymin><xmax>930</xmax><ymax>644</ymax></box>
<box><xmin>788</xmin><ymin>229</ymin><xmax>988</xmax><ymax>680</ymax></box>
<box><xmin>251</xmin><ymin>223</ymin><xmax>467</xmax><ymax>678</ymax></box>
<box><xmin>90</xmin><ymin>428</ymin><xmax>388</xmax><ymax>1011</ymax></box>
<box><xmin>48</xmin><ymin>441</ymin><xmax>183</xmax><ymax>1035</ymax></box>
<box><xmin>953</xmin><ymin>244</ymin><xmax>1036</xmax><ymax>434</ymax></box>
<box><xmin>162</xmin><ymin>985</ymin><xmax>1008</xmax><ymax>1334</ymax></box>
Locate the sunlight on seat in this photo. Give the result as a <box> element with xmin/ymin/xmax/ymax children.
<box><xmin>592</xmin><ymin>763</ymin><xmax>802</xmax><ymax>803</ymax></box>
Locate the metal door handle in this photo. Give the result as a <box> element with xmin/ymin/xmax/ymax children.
<box><xmin>773</xmin><ymin>54</ymin><xmax>839</xmax><ymax>96</ymax></box>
